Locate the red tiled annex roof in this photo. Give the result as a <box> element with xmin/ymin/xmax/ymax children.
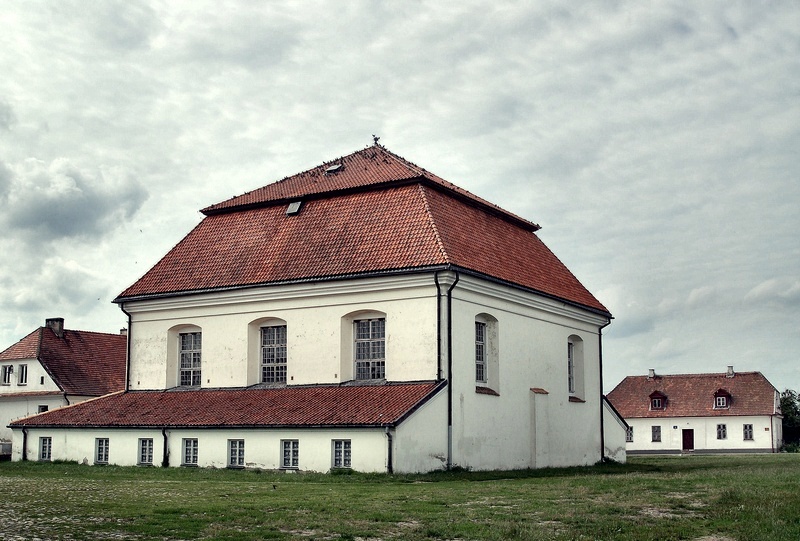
<box><xmin>117</xmin><ymin>146</ymin><xmax>609</xmax><ymax>315</ymax></box>
<box><xmin>607</xmin><ymin>371</ymin><xmax>779</xmax><ymax>419</ymax></box>
<box><xmin>0</xmin><ymin>325</ymin><xmax>127</xmax><ymax>397</ymax></box>
<box><xmin>10</xmin><ymin>381</ymin><xmax>444</xmax><ymax>429</ymax></box>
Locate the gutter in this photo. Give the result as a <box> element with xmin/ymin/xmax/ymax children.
<box><xmin>22</xmin><ymin>427</ymin><xmax>28</xmax><ymax>461</ymax></box>
<box><xmin>120</xmin><ymin>303</ymin><xmax>133</xmax><ymax>392</ymax></box>
<box><xmin>445</xmin><ymin>270</ymin><xmax>459</xmax><ymax>470</ymax></box>
<box><xmin>598</xmin><ymin>319</ymin><xmax>611</xmax><ymax>462</ymax></box>
<box><xmin>162</xmin><ymin>427</ymin><xmax>169</xmax><ymax>467</ymax></box>
<box><xmin>385</xmin><ymin>427</ymin><xmax>393</xmax><ymax>474</ymax></box>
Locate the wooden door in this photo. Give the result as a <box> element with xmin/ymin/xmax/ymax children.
<box><xmin>682</xmin><ymin>429</ymin><xmax>694</xmax><ymax>451</ymax></box>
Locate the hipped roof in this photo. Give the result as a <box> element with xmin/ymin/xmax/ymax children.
<box><xmin>10</xmin><ymin>381</ymin><xmax>445</xmax><ymax>429</ymax></box>
<box><xmin>0</xmin><ymin>326</ymin><xmax>126</xmax><ymax>397</ymax></box>
<box><xmin>116</xmin><ymin>145</ymin><xmax>608</xmax><ymax>316</ymax></box>
<box><xmin>607</xmin><ymin>371</ymin><xmax>779</xmax><ymax>419</ymax></box>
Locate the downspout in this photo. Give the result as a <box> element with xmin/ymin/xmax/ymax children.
<box><xmin>445</xmin><ymin>270</ymin><xmax>459</xmax><ymax>470</ymax></box>
<box><xmin>22</xmin><ymin>427</ymin><xmax>28</xmax><ymax>461</ymax></box>
<box><xmin>162</xmin><ymin>427</ymin><xmax>169</xmax><ymax>467</ymax></box>
<box><xmin>120</xmin><ymin>303</ymin><xmax>133</xmax><ymax>391</ymax></box>
<box><xmin>385</xmin><ymin>426</ymin><xmax>393</xmax><ymax>474</ymax></box>
<box><xmin>434</xmin><ymin>272</ymin><xmax>442</xmax><ymax>380</ymax></box>
<box><xmin>598</xmin><ymin>319</ymin><xmax>611</xmax><ymax>462</ymax></box>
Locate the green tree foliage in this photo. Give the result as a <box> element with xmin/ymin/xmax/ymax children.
<box><xmin>781</xmin><ymin>389</ymin><xmax>800</xmax><ymax>448</ymax></box>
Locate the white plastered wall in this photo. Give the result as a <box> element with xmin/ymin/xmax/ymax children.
<box><xmin>626</xmin><ymin>415</ymin><xmax>780</xmax><ymax>453</ymax></box>
<box><xmin>393</xmin><ymin>386</ymin><xmax>448</xmax><ymax>473</ymax></box>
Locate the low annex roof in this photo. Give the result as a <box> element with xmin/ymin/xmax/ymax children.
<box><xmin>0</xmin><ymin>321</ymin><xmax>127</xmax><ymax>397</ymax></box>
<box><xmin>10</xmin><ymin>381</ymin><xmax>445</xmax><ymax>429</ymax></box>
<box><xmin>607</xmin><ymin>370</ymin><xmax>779</xmax><ymax>419</ymax></box>
<box><xmin>116</xmin><ymin>145</ymin><xmax>609</xmax><ymax>316</ymax></box>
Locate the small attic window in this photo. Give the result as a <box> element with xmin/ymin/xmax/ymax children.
<box><xmin>325</xmin><ymin>163</ymin><xmax>343</xmax><ymax>174</ymax></box>
<box><xmin>286</xmin><ymin>201</ymin><xmax>303</xmax><ymax>216</ymax></box>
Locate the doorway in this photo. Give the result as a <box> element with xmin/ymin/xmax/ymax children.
<box><xmin>682</xmin><ymin>429</ymin><xmax>694</xmax><ymax>451</ymax></box>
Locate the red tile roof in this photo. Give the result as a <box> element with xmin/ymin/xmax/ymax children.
<box><xmin>607</xmin><ymin>371</ymin><xmax>779</xmax><ymax>419</ymax></box>
<box><xmin>10</xmin><ymin>381</ymin><xmax>445</xmax><ymax>428</ymax></box>
<box><xmin>117</xmin><ymin>146</ymin><xmax>609</xmax><ymax>315</ymax></box>
<box><xmin>0</xmin><ymin>325</ymin><xmax>127</xmax><ymax>397</ymax></box>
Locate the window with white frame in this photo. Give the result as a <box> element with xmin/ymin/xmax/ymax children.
<box><xmin>332</xmin><ymin>439</ymin><xmax>351</xmax><ymax>469</ymax></box>
<box><xmin>475</xmin><ymin>322</ymin><xmax>487</xmax><ymax>383</ymax></box>
<box><xmin>743</xmin><ymin>424</ymin><xmax>754</xmax><ymax>441</ymax></box>
<box><xmin>1</xmin><ymin>365</ymin><xmax>11</xmax><ymax>385</ymax></box>
<box><xmin>281</xmin><ymin>439</ymin><xmax>299</xmax><ymax>469</ymax></box>
<box><xmin>651</xmin><ymin>397</ymin><xmax>662</xmax><ymax>409</ymax></box>
<box><xmin>567</xmin><ymin>335</ymin><xmax>584</xmax><ymax>399</ymax></box>
<box><xmin>39</xmin><ymin>437</ymin><xmax>52</xmax><ymax>461</ymax></box>
<box><xmin>95</xmin><ymin>438</ymin><xmax>109</xmax><ymax>464</ymax></box>
<box><xmin>717</xmin><ymin>424</ymin><xmax>727</xmax><ymax>440</ymax></box>
<box><xmin>651</xmin><ymin>425</ymin><xmax>661</xmax><ymax>442</ymax></box>
<box><xmin>715</xmin><ymin>396</ymin><xmax>728</xmax><ymax>408</ymax></box>
<box><xmin>182</xmin><ymin>438</ymin><xmax>198</xmax><ymax>466</ymax></box>
<box><xmin>354</xmin><ymin>318</ymin><xmax>385</xmax><ymax>380</ymax></box>
<box><xmin>229</xmin><ymin>439</ymin><xmax>245</xmax><ymax>468</ymax></box>
<box><xmin>625</xmin><ymin>426</ymin><xmax>633</xmax><ymax>442</ymax></box>
<box><xmin>139</xmin><ymin>438</ymin><xmax>154</xmax><ymax>465</ymax></box>
<box><xmin>261</xmin><ymin>325</ymin><xmax>287</xmax><ymax>384</ymax></box>
<box><xmin>17</xmin><ymin>364</ymin><xmax>27</xmax><ymax>385</ymax></box>
<box><xmin>179</xmin><ymin>332</ymin><xmax>202</xmax><ymax>387</ymax></box>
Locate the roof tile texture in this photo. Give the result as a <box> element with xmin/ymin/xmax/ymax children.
<box><xmin>11</xmin><ymin>382</ymin><xmax>443</xmax><ymax>428</ymax></box>
<box><xmin>607</xmin><ymin>371</ymin><xmax>778</xmax><ymax>419</ymax></box>
<box><xmin>0</xmin><ymin>326</ymin><xmax>127</xmax><ymax>396</ymax></box>
<box><xmin>118</xmin><ymin>147</ymin><xmax>608</xmax><ymax>314</ymax></box>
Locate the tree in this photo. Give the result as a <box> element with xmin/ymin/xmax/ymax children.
<box><xmin>781</xmin><ymin>389</ymin><xmax>800</xmax><ymax>447</ymax></box>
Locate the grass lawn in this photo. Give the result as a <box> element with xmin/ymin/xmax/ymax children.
<box><xmin>1</xmin><ymin>454</ymin><xmax>799</xmax><ymax>540</ymax></box>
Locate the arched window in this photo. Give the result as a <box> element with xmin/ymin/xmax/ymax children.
<box><xmin>567</xmin><ymin>335</ymin><xmax>584</xmax><ymax>400</ymax></box>
<box><xmin>341</xmin><ymin>310</ymin><xmax>387</xmax><ymax>382</ymax></box>
<box><xmin>475</xmin><ymin>314</ymin><xmax>500</xmax><ymax>395</ymax></box>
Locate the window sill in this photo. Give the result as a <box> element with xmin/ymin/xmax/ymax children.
<box><xmin>475</xmin><ymin>386</ymin><xmax>499</xmax><ymax>396</ymax></box>
<box><xmin>568</xmin><ymin>396</ymin><xmax>585</xmax><ymax>403</ymax></box>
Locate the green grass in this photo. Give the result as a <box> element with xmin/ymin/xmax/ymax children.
<box><xmin>2</xmin><ymin>455</ymin><xmax>799</xmax><ymax>540</ymax></box>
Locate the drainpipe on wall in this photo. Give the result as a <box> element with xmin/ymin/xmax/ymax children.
<box><xmin>445</xmin><ymin>270</ymin><xmax>459</xmax><ymax>470</ymax></box>
<box><xmin>22</xmin><ymin>427</ymin><xmax>28</xmax><ymax>461</ymax></box>
<box><xmin>434</xmin><ymin>273</ymin><xmax>442</xmax><ymax>381</ymax></box>
<box><xmin>598</xmin><ymin>319</ymin><xmax>611</xmax><ymax>462</ymax></box>
<box><xmin>120</xmin><ymin>304</ymin><xmax>133</xmax><ymax>391</ymax></box>
<box><xmin>385</xmin><ymin>426</ymin><xmax>393</xmax><ymax>474</ymax></box>
<box><xmin>162</xmin><ymin>428</ymin><xmax>169</xmax><ymax>467</ymax></box>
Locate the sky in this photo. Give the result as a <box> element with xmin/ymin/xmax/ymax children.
<box><xmin>0</xmin><ymin>1</ymin><xmax>798</xmax><ymax>394</ymax></box>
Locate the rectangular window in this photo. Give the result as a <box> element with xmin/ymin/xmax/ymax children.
<box><xmin>625</xmin><ymin>426</ymin><xmax>633</xmax><ymax>442</ymax></box>
<box><xmin>261</xmin><ymin>326</ymin><xmax>287</xmax><ymax>384</ymax></box>
<box><xmin>354</xmin><ymin>318</ymin><xmax>385</xmax><ymax>380</ymax></box>
<box><xmin>743</xmin><ymin>424</ymin><xmax>754</xmax><ymax>441</ymax></box>
<box><xmin>139</xmin><ymin>438</ymin><xmax>154</xmax><ymax>465</ymax></box>
<box><xmin>95</xmin><ymin>438</ymin><xmax>109</xmax><ymax>464</ymax></box>
<box><xmin>717</xmin><ymin>424</ymin><xmax>727</xmax><ymax>440</ymax></box>
<box><xmin>715</xmin><ymin>396</ymin><xmax>728</xmax><ymax>408</ymax></box>
<box><xmin>651</xmin><ymin>398</ymin><xmax>662</xmax><ymax>409</ymax></box>
<box><xmin>651</xmin><ymin>426</ymin><xmax>661</xmax><ymax>442</ymax></box>
<box><xmin>38</xmin><ymin>405</ymin><xmax>49</xmax><ymax>413</ymax></box>
<box><xmin>39</xmin><ymin>437</ymin><xmax>52</xmax><ymax>461</ymax></box>
<box><xmin>1</xmin><ymin>365</ymin><xmax>11</xmax><ymax>385</ymax></box>
<box><xmin>281</xmin><ymin>439</ymin><xmax>299</xmax><ymax>469</ymax></box>
<box><xmin>179</xmin><ymin>332</ymin><xmax>202</xmax><ymax>387</ymax></box>
<box><xmin>567</xmin><ymin>342</ymin><xmax>575</xmax><ymax>394</ymax></box>
<box><xmin>228</xmin><ymin>439</ymin><xmax>245</xmax><ymax>468</ymax></box>
<box><xmin>332</xmin><ymin>440</ymin><xmax>351</xmax><ymax>468</ymax></box>
<box><xmin>475</xmin><ymin>322</ymin><xmax>487</xmax><ymax>383</ymax></box>
<box><xmin>18</xmin><ymin>364</ymin><xmax>27</xmax><ymax>385</ymax></box>
<box><xmin>182</xmin><ymin>438</ymin><xmax>198</xmax><ymax>466</ymax></box>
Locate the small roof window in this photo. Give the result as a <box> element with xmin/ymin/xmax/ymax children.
<box><xmin>325</xmin><ymin>163</ymin><xmax>343</xmax><ymax>174</ymax></box>
<box><xmin>286</xmin><ymin>201</ymin><xmax>303</xmax><ymax>216</ymax></box>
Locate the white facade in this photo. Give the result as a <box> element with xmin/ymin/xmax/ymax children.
<box><xmin>625</xmin><ymin>415</ymin><xmax>782</xmax><ymax>454</ymax></box>
<box><xmin>1</xmin><ymin>357</ymin><xmax>68</xmax><ymax>441</ymax></box>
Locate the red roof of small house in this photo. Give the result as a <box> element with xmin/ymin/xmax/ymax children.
<box><xmin>607</xmin><ymin>371</ymin><xmax>779</xmax><ymax>419</ymax></box>
<box><xmin>116</xmin><ymin>146</ymin><xmax>609</xmax><ymax>316</ymax></box>
<box><xmin>9</xmin><ymin>381</ymin><xmax>445</xmax><ymax>429</ymax></box>
<box><xmin>0</xmin><ymin>324</ymin><xmax>127</xmax><ymax>397</ymax></box>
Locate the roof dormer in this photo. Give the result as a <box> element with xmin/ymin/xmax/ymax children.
<box><xmin>649</xmin><ymin>390</ymin><xmax>667</xmax><ymax>410</ymax></box>
<box><xmin>714</xmin><ymin>388</ymin><xmax>731</xmax><ymax>409</ymax></box>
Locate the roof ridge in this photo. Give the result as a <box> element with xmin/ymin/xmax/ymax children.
<box><xmin>417</xmin><ymin>184</ymin><xmax>451</xmax><ymax>264</ymax></box>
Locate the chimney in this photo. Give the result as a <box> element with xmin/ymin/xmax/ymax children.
<box><xmin>648</xmin><ymin>368</ymin><xmax>655</xmax><ymax>379</ymax></box>
<box><xmin>726</xmin><ymin>365</ymin><xmax>734</xmax><ymax>378</ymax></box>
<box><xmin>45</xmin><ymin>318</ymin><xmax>65</xmax><ymax>338</ymax></box>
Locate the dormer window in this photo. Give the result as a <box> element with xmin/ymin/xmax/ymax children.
<box><xmin>714</xmin><ymin>389</ymin><xmax>731</xmax><ymax>409</ymax></box>
<box><xmin>649</xmin><ymin>391</ymin><xmax>667</xmax><ymax>410</ymax></box>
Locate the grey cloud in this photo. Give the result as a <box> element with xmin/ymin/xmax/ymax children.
<box><xmin>0</xmin><ymin>99</ymin><xmax>15</xmax><ymax>131</ymax></box>
<box><xmin>1</xmin><ymin>158</ymin><xmax>148</xmax><ymax>241</ymax></box>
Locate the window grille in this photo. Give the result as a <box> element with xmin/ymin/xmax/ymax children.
<box><xmin>354</xmin><ymin>318</ymin><xmax>385</xmax><ymax>379</ymax></box>
<box><xmin>261</xmin><ymin>326</ymin><xmax>287</xmax><ymax>383</ymax></box>
<box><xmin>179</xmin><ymin>332</ymin><xmax>202</xmax><ymax>386</ymax></box>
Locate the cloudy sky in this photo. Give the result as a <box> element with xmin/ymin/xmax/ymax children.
<box><xmin>1</xmin><ymin>1</ymin><xmax>798</xmax><ymax>393</ymax></box>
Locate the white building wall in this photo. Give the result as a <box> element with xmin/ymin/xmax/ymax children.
<box><xmin>1</xmin><ymin>357</ymin><xmax>68</xmax><ymax>441</ymax></box>
<box><xmin>1</xmin><ymin>395</ymin><xmax>67</xmax><ymax>441</ymax></box>
<box><xmin>603</xmin><ymin>400</ymin><xmax>627</xmax><ymax>463</ymax></box>
<box><xmin>446</xmin><ymin>275</ymin><xmax>608</xmax><ymax>470</ymax></box>
<box><xmin>393</xmin><ymin>387</ymin><xmax>448</xmax><ymax>473</ymax></box>
<box><xmin>627</xmin><ymin>415</ymin><xmax>779</xmax><ymax>453</ymax></box>
<box><xmin>125</xmin><ymin>276</ymin><xmax>439</xmax><ymax>390</ymax></box>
